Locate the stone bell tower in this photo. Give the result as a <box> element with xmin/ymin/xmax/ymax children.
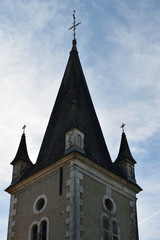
<box><xmin>6</xmin><ymin>12</ymin><xmax>142</xmax><ymax>240</ymax></box>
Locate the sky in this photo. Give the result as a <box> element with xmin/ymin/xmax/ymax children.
<box><xmin>0</xmin><ymin>0</ymin><xmax>160</xmax><ymax>239</ymax></box>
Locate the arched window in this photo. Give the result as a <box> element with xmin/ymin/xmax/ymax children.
<box><xmin>77</xmin><ymin>134</ymin><xmax>81</xmax><ymax>148</ymax></box>
<box><xmin>29</xmin><ymin>217</ymin><xmax>49</xmax><ymax>240</ymax></box>
<box><xmin>103</xmin><ymin>216</ymin><xmax>110</xmax><ymax>240</ymax></box>
<box><xmin>40</xmin><ymin>220</ymin><xmax>47</xmax><ymax>240</ymax></box>
<box><xmin>112</xmin><ymin>220</ymin><xmax>119</xmax><ymax>240</ymax></box>
<box><xmin>31</xmin><ymin>224</ymin><xmax>38</xmax><ymax>240</ymax></box>
<box><xmin>100</xmin><ymin>213</ymin><xmax>120</xmax><ymax>240</ymax></box>
<box><xmin>128</xmin><ymin>165</ymin><xmax>135</xmax><ymax>178</ymax></box>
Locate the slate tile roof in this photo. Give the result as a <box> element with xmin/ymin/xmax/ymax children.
<box><xmin>7</xmin><ymin>42</ymin><xmax>141</xmax><ymax>192</ymax></box>
<box><xmin>115</xmin><ymin>132</ymin><xmax>137</xmax><ymax>164</ymax></box>
<box><xmin>11</xmin><ymin>133</ymin><xmax>32</xmax><ymax>165</ymax></box>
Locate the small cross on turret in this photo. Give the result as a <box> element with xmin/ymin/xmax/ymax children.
<box><xmin>22</xmin><ymin>125</ymin><xmax>26</xmax><ymax>134</ymax></box>
<box><xmin>120</xmin><ymin>123</ymin><xmax>126</xmax><ymax>133</ymax></box>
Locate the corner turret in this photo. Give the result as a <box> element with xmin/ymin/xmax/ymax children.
<box><xmin>114</xmin><ymin>131</ymin><xmax>137</xmax><ymax>183</ymax></box>
<box><xmin>11</xmin><ymin>133</ymin><xmax>32</xmax><ymax>182</ymax></box>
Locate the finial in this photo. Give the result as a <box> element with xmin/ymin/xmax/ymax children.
<box><xmin>68</xmin><ymin>10</ymin><xmax>81</xmax><ymax>43</ymax></box>
<box><xmin>120</xmin><ymin>123</ymin><xmax>126</xmax><ymax>133</ymax></box>
<box><xmin>22</xmin><ymin>125</ymin><xmax>26</xmax><ymax>134</ymax></box>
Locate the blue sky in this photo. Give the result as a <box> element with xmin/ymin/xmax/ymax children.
<box><xmin>0</xmin><ymin>0</ymin><xmax>160</xmax><ymax>239</ymax></box>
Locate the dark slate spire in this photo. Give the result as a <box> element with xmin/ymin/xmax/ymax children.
<box><xmin>11</xmin><ymin>133</ymin><xmax>31</xmax><ymax>165</ymax></box>
<box><xmin>36</xmin><ymin>42</ymin><xmax>112</xmax><ymax>170</ymax></box>
<box><xmin>115</xmin><ymin>132</ymin><xmax>136</xmax><ymax>164</ymax></box>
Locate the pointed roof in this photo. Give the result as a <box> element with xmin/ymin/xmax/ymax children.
<box><xmin>115</xmin><ymin>132</ymin><xmax>136</xmax><ymax>164</ymax></box>
<box><xmin>35</xmin><ymin>41</ymin><xmax>112</xmax><ymax>170</ymax></box>
<box><xmin>11</xmin><ymin>133</ymin><xmax>32</xmax><ymax>165</ymax></box>
<box><xmin>6</xmin><ymin>41</ymin><xmax>142</xmax><ymax>193</ymax></box>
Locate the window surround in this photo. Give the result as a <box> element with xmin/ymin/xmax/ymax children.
<box><xmin>102</xmin><ymin>195</ymin><xmax>116</xmax><ymax>215</ymax></box>
<box><xmin>33</xmin><ymin>194</ymin><xmax>47</xmax><ymax>214</ymax></box>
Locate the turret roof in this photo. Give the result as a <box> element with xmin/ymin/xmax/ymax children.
<box><xmin>115</xmin><ymin>132</ymin><xmax>136</xmax><ymax>164</ymax></box>
<box><xmin>11</xmin><ymin>133</ymin><xmax>31</xmax><ymax>165</ymax></box>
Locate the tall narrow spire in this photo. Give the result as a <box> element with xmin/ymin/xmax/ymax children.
<box><xmin>10</xmin><ymin>133</ymin><xmax>32</xmax><ymax>182</ymax></box>
<box><xmin>11</xmin><ymin>133</ymin><xmax>31</xmax><ymax>165</ymax></box>
<box><xmin>114</xmin><ymin>131</ymin><xmax>137</xmax><ymax>183</ymax></box>
<box><xmin>115</xmin><ymin>132</ymin><xmax>136</xmax><ymax>164</ymax></box>
<box><xmin>35</xmin><ymin>40</ymin><xmax>112</xmax><ymax>171</ymax></box>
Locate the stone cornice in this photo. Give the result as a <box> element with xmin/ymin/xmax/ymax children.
<box><xmin>72</xmin><ymin>152</ymin><xmax>142</xmax><ymax>194</ymax></box>
<box><xmin>6</xmin><ymin>151</ymin><xmax>142</xmax><ymax>195</ymax></box>
<box><xmin>5</xmin><ymin>154</ymin><xmax>74</xmax><ymax>194</ymax></box>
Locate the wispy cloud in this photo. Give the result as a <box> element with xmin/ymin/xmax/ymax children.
<box><xmin>139</xmin><ymin>211</ymin><xmax>160</xmax><ymax>225</ymax></box>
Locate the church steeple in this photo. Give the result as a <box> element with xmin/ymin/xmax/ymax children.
<box><xmin>11</xmin><ymin>133</ymin><xmax>32</xmax><ymax>182</ymax></box>
<box><xmin>5</xmin><ymin>18</ymin><xmax>142</xmax><ymax>240</ymax></box>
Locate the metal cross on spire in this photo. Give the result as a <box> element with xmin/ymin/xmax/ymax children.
<box><xmin>22</xmin><ymin>125</ymin><xmax>26</xmax><ymax>134</ymax></box>
<box><xmin>68</xmin><ymin>10</ymin><xmax>81</xmax><ymax>41</ymax></box>
<box><xmin>120</xmin><ymin>123</ymin><xmax>126</xmax><ymax>133</ymax></box>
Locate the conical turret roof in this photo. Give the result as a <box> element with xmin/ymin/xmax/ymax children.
<box><xmin>115</xmin><ymin>132</ymin><xmax>136</xmax><ymax>164</ymax></box>
<box><xmin>11</xmin><ymin>133</ymin><xmax>31</xmax><ymax>165</ymax></box>
<box><xmin>36</xmin><ymin>41</ymin><xmax>112</xmax><ymax>170</ymax></box>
